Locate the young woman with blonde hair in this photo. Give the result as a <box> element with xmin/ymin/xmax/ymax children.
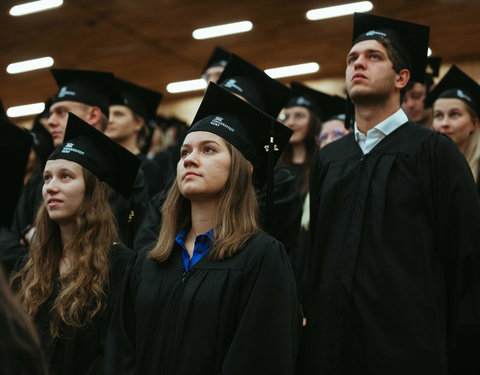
<box><xmin>106</xmin><ymin>83</ymin><xmax>300</xmax><ymax>375</ymax></box>
<box><xmin>11</xmin><ymin>113</ymin><xmax>137</xmax><ymax>375</ymax></box>
<box><xmin>425</xmin><ymin>66</ymin><xmax>480</xmax><ymax>194</ymax></box>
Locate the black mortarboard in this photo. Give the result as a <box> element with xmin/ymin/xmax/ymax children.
<box><xmin>48</xmin><ymin>113</ymin><xmax>140</xmax><ymax>198</ymax></box>
<box><xmin>285</xmin><ymin>82</ymin><xmax>346</xmax><ymax>121</ymax></box>
<box><xmin>189</xmin><ymin>83</ymin><xmax>292</xmax><ymax>188</ymax></box>
<box><xmin>424</xmin><ymin>65</ymin><xmax>480</xmax><ymax>117</ymax></box>
<box><xmin>50</xmin><ymin>68</ymin><xmax>124</xmax><ymax>117</ymax></box>
<box><xmin>352</xmin><ymin>13</ymin><xmax>430</xmax><ymax>83</ymax></box>
<box><xmin>30</xmin><ymin>120</ymin><xmax>54</xmax><ymax>166</ymax></box>
<box><xmin>217</xmin><ymin>53</ymin><xmax>292</xmax><ymax>118</ymax></box>
<box><xmin>0</xmin><ymin>98</ymin><xmax>6</xmax><ymax>118</ymax></box>
<box><xmin>202</xmin><ymin>46</ymin><xmax>231</xmax><ymax>74</ymax></box>
<box><xmin>0</xmin><ymin>117</ymin><xmax>33</xmax><ymax>228</ymax></box>
<box><xmin>115</xmin><ymin>78</ymin><xmax>163</xmax><ymax>120</ymax></box>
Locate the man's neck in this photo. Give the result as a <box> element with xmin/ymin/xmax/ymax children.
<box><xmin>355</xmin><ymin>96</ymin><xmax>401</xmax><ymax>135</ymax></box>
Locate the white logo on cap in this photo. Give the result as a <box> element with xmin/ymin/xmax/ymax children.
<box><xmin>296</xmin><ymin>97</ymin><xmax>311</xmax><ymax>106</ymax></box>
<box><xmin>61</xmin><ymin>142</ymin><xmax>85</xmax><ymax>155</ymax></box>
<box><xmin>457</xmin><ymin>90</ymin><xmax>472</xmax><ymax>103</ymax></box>
<box><xmin>223</xmin><ymin>79</ymin><xmax>244</xmax><ymax>93</ymax></box>
<box><xmin>365</xmin><ymin>30</ymin><xmax>387</xmax><ymax>37</ymax></box>
<box><xmin>210</xmin><ymin>116</ymin><xmax>235</xmax><ymax>132</ymax></box>
<box><xmin>58</xmin><ymin>86</ymin><xmax>76</xmax><ymax>98</ymax></box>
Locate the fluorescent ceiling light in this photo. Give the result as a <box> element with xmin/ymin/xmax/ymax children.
<box><xmin>193</xmin><ymin>21</ymin><xmax>253</xmax><ymax>40</ymax></box>
<box><xmin>7</xmin><ymin>102</ymin><xmax>45</xmax><ymax>118</ymax></box>
<box><xmin>167</xmin><ymin>79</ymin><xmax>207</xmax><ymax>94</ymax></box>
<box><xmin>427</xmin><ymin>48</ymin><xmax>432</xmax><ymax>57</ymax></box>
<box><xmin>10</xmin><ymin>0</ymin><xmax>63</xmax><ymax>16</ymax></box>
<box><xmin>7</xmin><ymin>57</ymin><xmax>54</xmax><ymax>74</ymax></box>
<box><xmin>265</xmin><ymin>62</ymin><xmax>320</xmax><ymax>79</ymax></box>
<box><xmin>306</xmin><ymin>1</ymin><xmax>373</xmax><ymax>21</ymax></box>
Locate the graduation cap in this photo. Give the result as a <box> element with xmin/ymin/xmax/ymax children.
<box><xmin>285</xmin><ymin>82</ymin><xmax>346</xmax><ymax>121</ymax></box>
<box><xmin>352</xmin><ymin>13</ymin><xmax>430</xmax><ymax>83</ymax></box>
<box><xmin>30</xmin><ymin>120</ymin><xmax>54</xmax><ymax>166</ymax></box>
<box><xmin>217</xmin><ymin>53</ymin><xmax>292</xmax><ymax>118</ymax></box>
<box><xmin>0</xmin><ymin>116</ymin><xmax>33</xmax><ymax>228</ymax></box>
<box><xmin>424</xmin><ymin>65</ymin><xmax>480</xmax><ymax>117</ymax></box>
<box><xmin>50</xmin><ymin>68</ymin><xmax>124</xmax><ymax>117</ymax></box>
<box><xmin>48</xmin><ymin>112</ymin><xmax>140</xmax><ymax>198</ymax></box>
<box><xmin>202</xmin><ymin>46</ymin><xmax>231</xmax><ymax>74</ymax></box>
<box><xmin>190</xmin><ymin>83</ymin><xmax>292</xmax><ymax>188</ymax></box>
<box><xmin>0</xmin><ymin>98</ymin><xmax>6</xmax><ymax>118</ymax></box>
<box><xmin>115</xmin><ymin>78</ymin><xmax>163</xmax><ymax>120</ymax></box>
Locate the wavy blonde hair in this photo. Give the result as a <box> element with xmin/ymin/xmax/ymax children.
<box><xmin>149</xmin><ymin>142</ymin><xmax>260</xmax><ymax>262</ymax></box>
<box><xmin>463</xmin><ymin>105</ymin><xmax>480</xmax><ymax>183</ymax></box>
<box><xmin>11</xmin><ymin>167</ymin><xmax>119</xmax><ymax>337</ymax></box>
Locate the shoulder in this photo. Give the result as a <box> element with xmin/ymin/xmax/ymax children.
<box><xmin>236</xmin><ymin>232</ymin><xmax>289</xmax><ymax>265</ymax></box>
<box><xmin>316</xmin><ymin>132</ymin><xmax>359</xmax><ymax>164</ymax></box>
<box><xmin>110</xmin><ymin>243</ymin><xmax>135</xmax><ymax>270</ymax></box>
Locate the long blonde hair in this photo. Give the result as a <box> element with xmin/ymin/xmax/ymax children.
<box><xmin>149</xmin><ymin>142</ymin><xmax>260</xmax><ymax>262</ymax></box>
<box><xmin>11</xmin><ymin>167</ymin><xmax>119</xmax><ymax>337</ymax></box>
<box><xmin>463</xmin><ymin>105</ymin><xmax>480</xmax><ymax>182</ymax></box>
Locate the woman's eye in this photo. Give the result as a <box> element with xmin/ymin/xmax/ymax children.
<box><xmin>205</xmin><ymin>146</ymin><xmax>214</xmax><ymax>153</ymax></box>
<box><xmin>43</xmin><ymin>175</ymin><xmax>51</xmax><ymax>182</ymax></box>
<box><xmin>62</xmin><ymin>173</ymin><xmax>71</xmax><ymax>179</ymax></box>
<box><xmin>180</xmin><ymin>150</ymin><xmax>190</xmax><ymax>158</ymax></box>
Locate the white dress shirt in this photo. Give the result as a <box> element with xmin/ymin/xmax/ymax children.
<box><xmin>354</xmin><ymin>108</ymin><xmax>409</xmax><ymax>154</ymax></box>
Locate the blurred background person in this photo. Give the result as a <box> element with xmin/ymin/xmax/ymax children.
<box><xmin>107</xmin><ymin>78</ymin><xmax>166</xmax><ymax>197</ymax></box>
<box><xmin>402</xmin><ymin>57</ymin><xmax>441</xmax><ymax>128</ymax></box>
<box><xmin>426</xmin><ymin>65</ymin><xmax>480</xmax><ymax>193</ymax></box>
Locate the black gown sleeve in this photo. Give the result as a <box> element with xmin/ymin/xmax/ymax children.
<box><xmin>132</xmin><ymin>190</ymin><xmax>167</xmax><ymax>250</ymax></box>
<box><xmin>423</xmin><ymin>134</ymin><xmax>480</xmax><ymax>373</ymax></box>
<box><xmin>103</xmin><ymin>253</ymin><xmax>138</xmax><ymax>375</ymax></box>
<box><xmin>256</xmin><ymin>165</ymin><xmax>302</xmax><ymax>255</ymax></box>
<box><xmin>218</xmin><ymin>236</ymin><xmax>300</xmax><ymax>374</ymax></box>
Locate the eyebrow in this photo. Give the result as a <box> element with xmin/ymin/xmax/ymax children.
<box><xmin>347</xmin><ymin>48</ymin><xmax>386</xmax><ymax>58</ymax></box>
<box><xmin>181</xmin><ymin>139</ymin><xmax>222</xmax><ymax>148</ymax></box>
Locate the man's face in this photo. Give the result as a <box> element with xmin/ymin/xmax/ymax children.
<box><xmin>204</xmin><ymin>66</ymin><xmax>225</xmax><ymax>85</ymax></box>
<box><xmin>47</xmin><ymin>101</ymin><xmax>90</xmax><ymax>146</ymax></box>
<box><xmin>345</xmin><ymin>39</ymin><xmax>397</xmax><ymax>104</ymax></box>
<box><xmin>401</xmin><ymin>82</ymin><xmax>430</xmax><ymax>123</ymax></box>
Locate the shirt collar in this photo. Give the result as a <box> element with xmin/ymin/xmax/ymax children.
<box><xmin>354</xmin><ymin>108</ymin><xmax>408</xmax><ymax>141</ymax></box>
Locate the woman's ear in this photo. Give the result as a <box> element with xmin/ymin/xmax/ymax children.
<box><xmin>248</xmin><ymin>161</ymin><xmax>253</xmax><ymax>174</ymax></box>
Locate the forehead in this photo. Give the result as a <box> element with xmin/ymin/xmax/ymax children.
<box><xmin>433</xmin><ymin>97</ymin><xmax>468</xmax><ymax>110</ymax></box>
<box><xmin>321</xmin><ymin>119</ymin><xmax>345</xmax><ymax>133</ymax></box>
<box><xmin>285</xmin><ymin>106</ymin><xmax>310</xmax><ymax>115</ymax></box>
<box><xmin>44</xmin><ymin>158</ymin><xmax>83</xmax><ymax>172</ymax></box>
<box><xmin>183</xmin><ymin>130</ymin><xmax>227</xmax><ymax>146</ymax></box>
<box><xmin>407</xmin><ymin>82</ymin><xmax>427</xmax><ymax>94</ymax></box>
<box><xmin>348</xmin><ymin>39</ymin><xmax>387</xmax><ymax>55</ymax></box>
<box><xmin>50</xmin><ymin>100</ymin><xmax>83</xmax><ymax>112</ymax></box>
<box><xmin>205</xmin><ymin>66</ymin><xmax>225</xmax><ymax>76</ymax></box>
<box><xmin>109</xmin><ymin>104</ymin><xmax>133</xmax><ymax>114</ymax></box>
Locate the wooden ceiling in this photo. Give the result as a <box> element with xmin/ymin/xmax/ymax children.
<box><xmin>2</xmin><ymin>0</ymin><xmax>480</xmax><ymax>119</ymax></box>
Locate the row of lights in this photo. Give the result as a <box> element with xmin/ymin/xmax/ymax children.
<box><xmin>6</xmin><ymin>1</ymin><xmax>432</xmax><ymax>116</ymax></box>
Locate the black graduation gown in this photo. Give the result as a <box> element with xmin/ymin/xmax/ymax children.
<box><xmin>303</xmin><ymin>122</ymin><xmax>480</xmax><ymax>374</ymax></box>
<box><xmin>133</xmin><ymin>165</ymin><xmax>302</xmax><ymax>254</ymax></box>
<box><xmin>35</xmin><ymin>243</ymin><xmax>133</xmax><ymax>375</ymax></box>
<box><xmin>137</xmin><ymin>154</ymin><xmax>168</xmax><ymax>198</ymax></box>
<box><xmin>105</xmin><ymin>233</ymin><xmax>300</xmax><ymax>375</ymax></box>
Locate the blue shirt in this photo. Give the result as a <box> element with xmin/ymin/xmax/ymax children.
<box><xmin>175</xmin><ymin>229</ymin><xmax>214</xmax><ymax>272</ymax></box>
<box><xmin>354</xmin><ymin>108</ymin><xmax>408</xmax><ymax>154</ymax></box>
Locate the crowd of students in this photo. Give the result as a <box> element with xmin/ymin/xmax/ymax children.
<box><xmin>1</xmin><ymin>11</ymin><xmax>480</xmax><ymax>375</ymax></box>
